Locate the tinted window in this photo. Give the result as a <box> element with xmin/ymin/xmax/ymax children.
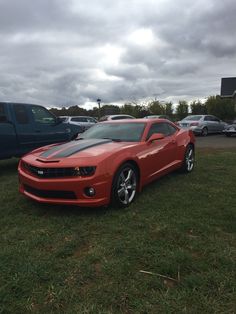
<box><xmin>0</xmin><ymin>104</ymin><xmax>7</xmax><ymax>123</ymax></box>
<box><xmin>82</xmin><ymin>122</ymin><xmax>146</xmax><ymax>142</ymax></box>
<box><xmin>112</xmin><ymin>116</ymin><xmax>123</xmax><ymax>120</ymax></box>
<box><xmin>71</xmin><ymin>117</ymin><xmax>87</xmax><ymax>122</ymax></box>
<box><xmin>13</xmin><ymin>104</ymin><xmax>29</xmax><ymax>124</ymax></box>
<box><xmin>147</xmin><ymin>122</ymin><xmax>173</xmax><ymax>139</ymax></box>
<box><xmin>204</xmin><ymin>116</ymin><xmax>216</xmax><ymax>121</ymax></box>
<box><xmin>87</xmin><ymin>117</ymin><xmax>96</xmax><ymax>123</ymax></box>
<box><xmin>31</xmin><ymin>106</ymin><xmax>56</xmax><ymax>124</ymax></box>
<box><xmin>167</xmin><ymin>123</ymin><xmax>177</xmax><ymax>135</ymax></box>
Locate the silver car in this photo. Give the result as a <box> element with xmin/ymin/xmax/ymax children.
<box><xmin>178</xmin><ymin>115</ymin><xmax>227</xmax><ymax>136</ymax></box>
<box><xmin>60</xmin><ymin>116</ymin><xmax>98</xmax><ymax>131</ymax></box>
<box><xmin>223</xmin><ymin>120</ymin><xmax>236</xmax><ymax>137</ymax></box>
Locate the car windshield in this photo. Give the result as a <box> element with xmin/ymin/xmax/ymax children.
<box><xmin>183</xmin><ymin>115</ymin><xmax>202</xmax><ymax>121</ymax></box>
<box><xmin>81</xmin><ymin>122</ymin><xmax>146</xmax><ymax>142</ymax></box>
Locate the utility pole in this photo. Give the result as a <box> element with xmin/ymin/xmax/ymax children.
<box><xmin>97</xmin><ymin>98</ymin><xmax>101</xmax><ymax>119</ymax></box>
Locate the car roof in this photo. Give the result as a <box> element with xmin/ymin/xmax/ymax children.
<box><xmin>101</xmin><ymin>118</ymin><xmax>174</xmax><ymax>124</ymax></box>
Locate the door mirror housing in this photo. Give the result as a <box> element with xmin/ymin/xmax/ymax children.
<box><xmin>147</xmin><ymin>133</ymin><xmax>165</xmax><ymax>143</ymax></box>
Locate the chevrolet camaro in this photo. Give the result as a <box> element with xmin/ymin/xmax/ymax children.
<box><xmin>18</xmin><ymin>119</ymin><xmax>195</xmax><ymax>207</ymax></box>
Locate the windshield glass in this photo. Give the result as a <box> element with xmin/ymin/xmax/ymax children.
<box><xmin>183</xmin><ymin>115</ymin><xmax>202</xmax><ymax>121</ymax></box>
<box><xmin>81</xmin><ymin>122</ymin><xmax>146</xmax><ymax>142</ymax></box>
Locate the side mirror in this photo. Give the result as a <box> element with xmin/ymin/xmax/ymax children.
<box><xmin>147</xmin><ymin>133</ymin><xmax>165</xmax><ymax>143</ymax></box>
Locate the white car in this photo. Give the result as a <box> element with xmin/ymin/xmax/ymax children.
<box><xmin>60</xmin><ymin>116</ymin><xmax>98</xmax><ymax>131</ymax></box>
<box><xmin>99</xmin><ymin>114</ymin><xmax>135</xmax><ymax>121</ymax></box>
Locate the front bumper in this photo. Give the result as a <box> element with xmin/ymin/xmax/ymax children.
<box><xmin>223</xmin><ymin>129</ymin><xmax>236</xmax><ymax>135</ymax></box>
<box><xmin>18</xmin><ymin>167</ymin><xmax>111</xmax><ymax>207</ymax></box>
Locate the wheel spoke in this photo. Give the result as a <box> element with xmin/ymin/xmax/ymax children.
<box><xmin>126</xmin><ymin>183</ymin><xmax>136</xmax><ymax>190</ymax></box>
<box><xmin>125</xmin><ymin>169</ymin><xmax>133</xmax><ymax>183</ymax></box>
<box><xmin>120</xmin><ymin>172</ymin><xmax>126</xmax><ymax>183</ymax></box>
<box><xmin>118</xmin><ymin>187</ymin><xmax>125</xmax><ymax>197</ymax></box>
<box><xmin>124</xmin><ymin>189</ymin><xmax>129</xmax><ymax>204</ymax></box>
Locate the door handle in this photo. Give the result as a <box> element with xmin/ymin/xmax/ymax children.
<box><xmin>171</xmin><ymin>139</ymin><xmax>176</xmax><ymax>144</ymax></box>
<box><xmin>35</xmin><ymin>130</ymin><xmax>41</xmax><ymax>133</ymax></box>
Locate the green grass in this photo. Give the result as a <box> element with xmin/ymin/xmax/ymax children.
<box><xmin>0</xmin><ymin>150</ymin><xmax>236</xmax><ymax>313</ymax></box>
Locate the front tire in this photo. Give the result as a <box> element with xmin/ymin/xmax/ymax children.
<box><xmin>181</xmin><ymin>145</ymin><xmax>195</xmax><ymax>173</ymax></box>
<box><xmin>111</xmin><ymin>163</ymin><xmax>138</xmax><ymax>208</ymax></box>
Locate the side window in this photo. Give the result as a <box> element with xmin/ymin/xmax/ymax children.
<box><xmin>0</xmin><ymin>104</ymin><xmax>7</xmax><ymax>123</ymax></box>
<box><xmin>212</xmin><ymin>116</ymin><xmax>220</xmax><ymax>122</ymax></box>
<box><xmin>112</xmin><ymin>116</ymin><xmax>122</xmax><ymax>120</ymax></box>
<box><xmin>87</xmin><ymin>117</ymin><xmax>95</xmax><ymax>123</ymax></box>
<box><xmin>204</xmin><ymin>116</ymin><xmax>212</xmax><ymax>121</ymax></box>
<box><xmin>167</xmin><ymin>123</ymin><xmax>177</xmax><ymax>135</ymax></box>
<box><xmin>147</xmin><ymin>123</ymin><xmax>170</xmax><ymax>139</ymax></box>
<box><xmin>31</xmin><ymin>106</ymin><xmax>56</xmax><ymax>124</ymax></box>
<box><xmin>13</xmin><ymin>104</ymin><xmax>29</xmax><ymax>124</ymax></box>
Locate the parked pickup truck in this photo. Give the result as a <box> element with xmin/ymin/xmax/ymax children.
<box><xmin>0</xmin><ymin>102</ymin><xmax>83</xmax><ymax>160</ymax></box>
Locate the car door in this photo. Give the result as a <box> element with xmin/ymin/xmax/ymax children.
<box><xmin>141</xmin><ymin>122</ymin><xmax>177</xmax><ymax>182</ymax></box>
<box><xmin>29</xmin><ymin>105</ymin><xmax>71</xmax><ymax>145</ymax></box>
<box><xmin>211</xmin><ymin>116</ymin><xmax>223</xmax><ymax>132</ymax></box>
<box><xmin>10</xmin><ymin>103</ymin><xmax>39</xmax><ymax>152</ymax></box>
<box><xmin>203</xmin><ymin>116</ymin><xmax>215</xmax><ymax>133</ymax></box>
<box><xmin>0</xmin><ymin>103</ymin><xmax>18</xmax><ymax>158</ymax></box>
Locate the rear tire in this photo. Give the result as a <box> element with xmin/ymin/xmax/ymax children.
<box><xmin>181</xmin><ymin>145</ymin><xmax>195</xmax><ymax>173</ymax></box>
<box><xmin>111</xmin><ymin>163</ymin><xmax>138</xmax><ymax>208</ymax></box>
<box><xmin>201</xmin><ymin>127</ymin><xmax>208</xmax><ymax>136</ymax></box>
<box><xmin>225</xmin><ymin>133</ymin><xmax>231</xmax><ymax>137</ymax></box>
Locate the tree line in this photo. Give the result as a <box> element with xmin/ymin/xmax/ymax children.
<box><xmin>50</xmin><ymin>95</ymin><xmax>235</xmax><ymax>121</ymax></box>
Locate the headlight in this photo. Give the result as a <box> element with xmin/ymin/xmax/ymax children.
<box><xmin>74</xmin><ymin>166</ymin><xmax>96</xmax><ymax>176</ymax></box>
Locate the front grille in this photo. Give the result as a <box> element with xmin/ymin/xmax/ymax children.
<box><xmin>24</xmin><ymin>184</ymin><xmax>77</xmax><ymax>200</ymax></box>
<box><xmin>22</xmin><ymin>162</ymin><xmax>76</xmax><ymax>178</ymax></box>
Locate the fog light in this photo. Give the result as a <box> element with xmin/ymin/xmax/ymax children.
<box><xmin>84</xmin><ymin>187</ymin><xmax>95</xmax><ymax>197</ymax></box>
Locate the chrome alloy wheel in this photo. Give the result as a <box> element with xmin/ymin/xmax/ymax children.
<box><xmin>116</xmin><ymin>167</ymin><xmax>137</xmax><ymax>205</ymax></box>
<box><xmin>186</xmin><ymin>147</ymin><xmax>194</xmax><ymax>172</ymax></box>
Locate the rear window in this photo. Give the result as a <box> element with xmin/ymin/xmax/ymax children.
<box><xmin>183</xmin><ymin>115</ymin><xmax>202</xmax><ymax>121</ymax></box>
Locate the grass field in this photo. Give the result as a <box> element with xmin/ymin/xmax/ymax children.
<box><xmin>0</xmin><ymin>150</ymin><xmax>236</xmax><ymax>313</ymax></box>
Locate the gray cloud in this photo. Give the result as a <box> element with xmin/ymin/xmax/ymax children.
<box><xmin>0</xmin><ymin>0</ymin><xmax>235</xmax><ymax>107</ymax></box>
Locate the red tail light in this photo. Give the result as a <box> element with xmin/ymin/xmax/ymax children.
<box><xmin>190</xmin><ymin>122</ymin><xmax>199</xmax><ymax>126</ymax></box>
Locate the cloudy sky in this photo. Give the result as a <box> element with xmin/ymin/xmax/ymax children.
<box><xmin>0</xmin><ymin>0</ymin><xmax>235</xmax><ymax>108</ymax></box>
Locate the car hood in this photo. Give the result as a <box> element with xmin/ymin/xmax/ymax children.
<box><xmin>26</xmin><ymin>139</ymin><xmax>138</xmax><ymax>164</ymax></box>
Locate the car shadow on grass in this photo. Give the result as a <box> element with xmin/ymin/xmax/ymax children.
<box><xmin>0</xmin><ymin>158</ymin><xmax>19</xmax><ymax>176</ymax></box>
<box><xmin>23</xmin><ymin>197</ymin><xmax>109</xmax><ymax>218</ymax></box>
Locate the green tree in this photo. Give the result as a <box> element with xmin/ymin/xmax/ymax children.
<box><xmin>205</xmin><ymin>95</ymin><xmax>235</xmax><ymax>120</ymax></box>
<box><xmin>148</xmin><ymin>100</ymin><xmax>165</xmax><ymax>115</ymax></box>
<box><xmin>165</xmin><ymin>102</ymin><xmax>173</xmax><ymax>116</ymax></box>
<box><xmin>176</xmin><ymin>100</ymin><xmax>189</xmax><ymax>120</ymax></box>
<box><xmin>190</xmin><ymin>100</ymin><xmax>207</xmax><ymax>115</ymax></box>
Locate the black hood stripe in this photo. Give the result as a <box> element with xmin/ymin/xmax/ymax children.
<box><xmin>40</xmin><ymin>139</ymin><xmax>112</xmax><ymax>158</ymax></box>
<box><xmin>40</xmin><ymin>141</ymin><xmax>77</xmax><ymax>158</ymax></box>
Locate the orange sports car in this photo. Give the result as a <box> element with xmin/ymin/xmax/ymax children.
<box><xmin>18</xmin><ymin>119</ymin><xmax>195</xmax><ymax>207</ymax></box>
